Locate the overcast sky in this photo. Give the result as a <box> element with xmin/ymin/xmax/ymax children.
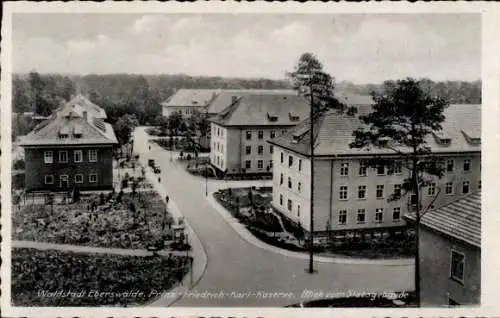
<box><xmin>12</xmin><ymin>13</ymin><xmax>480</xmax><ymax>83</ymax></box>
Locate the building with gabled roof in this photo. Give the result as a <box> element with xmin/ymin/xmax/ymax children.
<box><xmin>63</xmin><ymin>94</ymin><xmax>107</xmax><ymax>119</ymax></box>
<box><xmin>162</xmin><ymin>89</ymin><xmax>219</xmax><ymax>118</ymax></box>
<box><xmin>268</xmin><ymin>104</ymin><xmax>481</xmax><ymax>242</ymax></box>
<box><xmin>20</xmin><ymin>102</ymin><xmax>117</xmax><ymax>192</ymax></box>
<box><xmin>405</xmin><ymin>191</ymin><xmax>481</xmax><ymax>306</ymax></box>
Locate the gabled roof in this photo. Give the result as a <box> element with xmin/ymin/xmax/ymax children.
<box><xmin>64</xmin><ymin>94</ymin><xmax>107</xmax><ymax>119</ymax></box>
<box><xmin>20</xmin><ymin>106</ymin><xmax>117</xmax><ymax>147</ymax></box>
<box><xmin>406</xmin><ymin>192</ymin><xmax>481</xmax><ymax>248</ymax></box>
<box><xmin>209</xmin><ymin>94</ymin><xmax>310</xmax><ymax>127</ymax></box>
<box><xmin>206</xmin><ymin>89</ymin><xmax>298</xmax><ymax>114</ymax></box>
<box><xmin>163</xmin><ymin>89</ymin><xmax>219</xmax><ymax>108</ymax></box>
<box><xmin>270</xmin><ymin>104</ymin><xmax>481</xmax><ymax>156</ymax></box>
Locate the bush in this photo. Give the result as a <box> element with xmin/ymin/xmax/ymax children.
<box><xmin>13</xmin><ymin>159</ymin><xmax>25</xmax><ymax>170</ymax></box>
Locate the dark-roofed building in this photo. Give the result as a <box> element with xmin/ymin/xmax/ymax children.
<box><xmin>209</xmin><ymin>94</ymin><xmax>310</xmax><ymax>176</ymax></box>
<box><xmin>268</xmin><ymin>104</ymin><xmax>481</xmax><ymax>243</ymax></box>
<box><xmin>20</xmin><ymin>102</ymin><xmax>117</xmax><ymax>192</ymax></box>
<box><xmin>161</xmin><ymin>89</ymin><xmax>219</xmax><ymax>118</ymax></box>
<box><xmin>405</xmin><ymin>192</ymin><xmax>481</xmax><ymax>306</ymax></box>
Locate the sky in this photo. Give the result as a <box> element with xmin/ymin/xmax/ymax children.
<box><xmin>12</xmin><ymin>13</ymin><xmax>481</xmax><ymax>83</ymax></box>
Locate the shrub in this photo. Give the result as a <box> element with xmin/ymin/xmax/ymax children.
<box><xmin>186</xmin><ymin>154</ymin><xmax>192</xmax><ymax>161</ymax></box>
<box><xmin>13</xmin><ymin>159</ymin><xmax>25</xmax><ymax>170</ymax></box>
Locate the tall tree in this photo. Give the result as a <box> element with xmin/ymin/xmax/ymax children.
<box><xmin>349</xmin><ymin>78</ymin><xmax>448</xmax><ymax>307</ymax></box>
<box><xmin>287</xmin><ymin>52</ymin><xmax>344</xmax><ymax>118</ymax></box>
<box><xmin>114</xmin><ymin>114</ymin><xmax>139</xmax><ymax>146</ymax></box>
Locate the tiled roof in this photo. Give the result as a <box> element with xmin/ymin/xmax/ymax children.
<box><xmin>206</xmin><ymin>89</ymin><xmax>298</xmax><ymax>114</ymax></box>
<box><xmin>163</xmin><ymin>89</ymin><xmax>219</xmax><ymax>108</ymax></box>
<box><xmin>270</xmin><ymin>104</ymin><xmax>481</xmax><ymax>156</ymax></box>
<box><xmin>63</xmin><ymin>95</ymin><xmax>107</xmax><ymax>119</ymax></box>
<box><xmin>20</xmin><ymin>105</ymin><xmax>117</xmax><ymax>147</ymax></box>
<box><xmin>406</xmin><ymin>192</ymin><xmax>481</xmax><ymax>248</ymax></box>
<box><xmin>209</xmin><ymin>94</ymin><xmax>310</xmax><ymax>127</ymax></box>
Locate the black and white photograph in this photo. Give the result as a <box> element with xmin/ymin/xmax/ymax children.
<box><xmin>1</xmin><ymin>3</ymin><xmax>496</xmax><ymax>317</ymax></box>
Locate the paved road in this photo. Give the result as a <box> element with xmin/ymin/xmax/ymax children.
<box><xmin>133</xmin><ymin>127</ymin><xmax>414</xmax><ymax>307</ymax></box>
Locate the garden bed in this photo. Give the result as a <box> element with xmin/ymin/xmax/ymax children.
<box><xmin>12</xmin><ymin>191</ymin><xmax>174</xmax><ymax>249</ymax></box>
<box><xmin>152</xmin><ymin>138</ymin><xmax>210</xmax><ymax>153</ymax></box>
<box><xmin>11</xmin><ymin>248</ymin><xmax>189</xmax><ymax>306</ymax></box>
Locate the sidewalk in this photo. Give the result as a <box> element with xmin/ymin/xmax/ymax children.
<box><xmin>206</xmin><ymin>191</ymin><xmax>414</xmax><ymax>266</ymax></box>
<box><xmin>143</xmin><ymin>168</ymin><xmax>208</xmax><ymax>307</ymax></box>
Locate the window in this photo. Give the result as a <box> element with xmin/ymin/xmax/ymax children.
<box><xmin>221</xmin><ymin>159</ymin><xmax>224</xmax><ymax>167</ymax></box>
<box><xmin>339</xmin><ymin>186</ymin><xmax>348</xmax><ymax>200</ymax></box>
<box><xmin>258</xmin><ymin>145</ymin><xmax>264</xmax><ymax>155</ymax></box>
<box><xmin>338</xmin><ymin>210</ymin><xmax>347</xmax><ymax>225</ymax></box>
<box><xmin>75</xmin><ymin>174</ymin><xmax>84</xmax><ymax>183</ymax></box>
<box><xmin>375</xmin><ymin>208</ymin><xmax>384</xmax><ymax>223</ymax></box>
<box><xmin>245</xmin><ymin>146</ymin><xmax>251</xmax><ymax>155</ymax></box>
<box><xmin>376</xmin><ymin>185</ymin><xmax>384</xmax><ymax>198</ymax></box>
<box><xmin>287</xmin><ymin>199</ymin><xmax>292</xmax><ymax>211</ymax></box>
<box><xmin>270</xmin><ymin>145</ymin><xmax>274</xmax><ymax>154</ymax></box>
<box><xmin>270</xmin><ymin>160</ymin><xmax>273</xmax><ymax>168</ymax></box>
<box><xmin>280</xmin><ymin>194</ymin><xmax>283</xmax><ymax>205</ymax></box>
<box><xmin>257</xmin><ymin>160</ymin><xmax>263</xmax><ymax>169</ymax></box>
<box><xmin>280</xmin><ymin>173</ymin><xmax>283</xmax><ymax>185</ymax></box>
<box><xmin>393</xmin><ymin>208</ymin><xmax>401</xmax><ymax>221</ymax></box>
<box><xmin>44</xmin><ymin>175</ymin><xmax>54</xmax><ymax>184</ymax></box>
<box><xmin>447</xmin><ymin>159</ymin><xmax>454</xmax><ymax>172</ymax></box>
<box><xmin>340</xmin><ymin>162</ymin><xmax>349</xmax><ymax>176</ymax></box>
<box><xmin>44</xmin><ymin>151</ymin><xmax>53</xmax><ymax>164</ymax></box>
<box><xmin>394</xmin><ymin>161</ymin><xmax>402</xmax><ymax>174</ymax></box>
<box><xmin>89</xmin><ymin>174</ymin><xmax>98</xmax><ymax>183</ymax></box>
<box><xmin>450</xmin><ymin>250</ymin><xmax>465</xmax><ymax>283</ymax></box>
<box><xmin>394</xmin><ymin>184</ymin><xmax>402</xmax><ymax>197</ymax></box>
<box><xmin>298</xmin><ymin>182</ymin><xmax>302</xmax><ymax>192</ymax></box>
<box><xmin>270</xmin><ymin>131</ymin><xmax>276</xmax><ymax>139</ymax></box>
<box><xmin>89</xmin><ymin>149</ymin><xmax>98</xmax><ymax>162</ymax></box>
<box><xmin>74</xmin><ymin>150</ymin><xmax>83</xmax><ymax>163</ymax></box>
<box><xmin>428</xmin><ymin>183</ymin><xmax>436</xmax><ymax>196</ymax></box>
<box><xmin>216</xmin><ymin>156</ymin><xmax>220</xmax><ymax>165</ymax></box>
<box><xmin>359</xmin><ymin>160</ymin><xmax>367</xmax><ymax>176</ymax></box>
<box><xmin>357</xmin><ymin>209</ymin><xmax>366</xmax><ymax>224</ymax></box>
<box><xmin>464</xmin><ymin>159</ymin><xmax>471</xmax><ymax>172</ymax></box>
<box><xmin>410</xmin><ymin>194</ymin><xmax>418</xmax><ymax>206</ymax></box>
<box><xmin>288</xmin><ymin>156</ymin><xmax>293</xmax><ymax>168</ymax></box>
<box><xmin>297</xmin><ymin>204</ymin><xmax>301</xmax><ymax>217</ymax></box>
<box><xmin>288</xmin><ymin>177</ymin><xmax>292</xmax><ymax>189</ymax></box>
<box><xmin>358</xmin><ymin>185</ymin><xmax>366</xmax><ymax>199</ymax></box>
<box><xmin>376</xmin><ymin>164</ymin><xmax>385</xmax><ymax>175</ymax></box>
<box><xmin>246</xmin><ymin>131</ymin><xmax>252</xmax><ymax>140</ymax></box>
<box><xmin>299</xmin><ymin>159</ymin><xmax>302</xmax><ymax>171</ymax></box>
<box><xmin>445</xmin><ymin>182</ymin><xmax>454</xmax><ymax>195</ymax></box>
<box><xmin>59</xmin><ymin>151</ymin><xmax>68</xmax><ymax>163</ymax></box>
<box><xmin>478</xmin><ymin>180</ymin><xmax>481</xmax><ymax>190</ymax></box>
<box><xmin>221</xmin><ymin>144</ymin><xmax>224</xmax><ymax>153</ymax></box>
<box><xmin>462</xmin><ymin>181</ymin><xmax>470</xmax><ymax>194</ymax></box>
<box><xmin>245</xmin><ymin>160</ymin><xmax>251</xmax><ymax>169</ymax></box>
<box><xmin>258</xmin><ymin>130</ymin><xmax>264</xmax><ymax>140</ymax></box>
<box><xmin>280</xmin><ymin>152</ymin><xmax>284</xmax><ymax>164</ymax></box>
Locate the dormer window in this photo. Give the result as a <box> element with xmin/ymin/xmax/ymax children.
<box><xmin>289</xmin><ymin>112</ymin><xmax>300</xmax><ymax>122</ymax></box>
<box><xmin>73</xmin><ymin>125</ymin><xmax>83</xmax><ymax>138</ymax></box>
<box><xmin>377</xmin><ymin>137</ymin><xmax>390</xmax><ymax>147</ymax></box>
<box><xmin>267</xmin><ymin>112</ymin><xmax>278</xmax><ymax>122</ymax></box>
<box><xmin>59</xmin><ymin>127</ymin><xmax>69</xmax><ymax>139</ymax></box>
<box><xmin>433</xmin><ymin>131</ymin><xmax>451</xmax><ymax>146</ymax></box>
<box><xmin>461</xmin><ymin>130</ymin><xmax>481</xmax><ymax>145</ymax></box>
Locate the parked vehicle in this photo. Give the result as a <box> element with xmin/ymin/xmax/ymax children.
<box><xmin>154</xmin><ymin>165</ymin><xmax>161</xmax><ymax>174</ymax></box>
<box><xmin>148</xmin><ymin>159</ymin><xmax>155</xmax><ymax>167</ymax></box>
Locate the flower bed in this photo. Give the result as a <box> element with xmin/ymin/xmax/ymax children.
<box><xmin>12</xmin><ymin>191</ymin><xmax>174</xmax><ymax>249</ymax></box>
<box><xmin>11</xmin><ymin>248</ymin><xmax>189</xmax><ymax>306</ymax></box>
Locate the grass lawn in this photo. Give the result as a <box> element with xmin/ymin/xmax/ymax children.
<box><xmin>11</xmin><ymin>248</ymin><xmax>189</xmax><ymax>306</ymax></box>
<box><xmin>12</xmin><ymin>191</ymin><xmax>174</xmax><ymax>249</ymax></box>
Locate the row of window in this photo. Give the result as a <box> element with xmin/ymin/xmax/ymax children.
<box><xmin>280</xmin><ymin>153</ymin><xmax>303</xmax><ymax>171</ymax></box>
<box><xmin>245</xmin><ymin>145</ymin><xmax>273</xmax><ymax>155</ymax></box>
<box><xmin>244</xmin><ymin>159</ymin><xmax>271</xmax><ymax>170</ymax></box>
<box><xmin>245</xmin><ymin>130</ymin><xmax>286</xmax><ymax>141</ymax></box>
<box><xmin>278</xmin><ymin>194</ymin><xmax>401</xmax><ymax>224</ymax></box>
<box><xmin>214</xmin><ymin>155</ymin><xmax>224</xmax><ymax>167</ymax></box>
<box><xmin>45</xmin><ymin>173</ymin><xmax>98</xmax><ymax>185</ymax></box>
<box><xmin>279</xmin><ymin>174</ymin><xmax>302</xmax><ymax>192</ymax></box>
<box><xmin>44</xmin><ymin>150</ymin><xmax>98</xmax><ymax>164</ymax></box>
<box><xmin>214</xmin><ymin>141</ymin><xmax>224</xmax><ymax>154</ymax></box>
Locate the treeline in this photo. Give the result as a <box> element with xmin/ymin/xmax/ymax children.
<box><xmin>12</xmin><ymin>73</ymin><xmax>481</xmax><ymax>127</ymax></box>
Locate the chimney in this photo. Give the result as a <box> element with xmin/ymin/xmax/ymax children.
<box><xmin>231</xmin><ymin>96</ymin><xmax>238</xmax><ymax>103</ymax></box>
<box><xmin>82</xmin><ymin>111</ymin><xmax>88</xmax><ymax>120</ymax></box>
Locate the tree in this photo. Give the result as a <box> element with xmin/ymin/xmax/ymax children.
<box><xmin>349</xmin><ymin>78</ymin><xmax>448</xmax><ymax>307</ymax></box>
<box><xmin>114</xmin><ymin>114</ymin><xmax>139</xmax><ymax>146</ymax></box>
<box><xmin>167</xmin><ymin>112</ymin><xmax>183</xmax><ymax>134</ymax></box>
<box><xmin>288</xmin><ymin>53</ymin><xmax>344</xmax><ymax>118</ymax></box>
<box><xmin>72</xmin><ymin>187</ymin><xmax>81</xmax><ymax>203</ymax></box>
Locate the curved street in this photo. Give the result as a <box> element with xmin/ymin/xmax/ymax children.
<box><xmin>133</xmin><ymin>127</ymin><xmax>414</xmax><ymax>307</ymax></box>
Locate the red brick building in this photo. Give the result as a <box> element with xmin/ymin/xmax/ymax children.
<box><xmin>20</xmin><ymin>101</ymin><xmax>117</xmax><ymax>192</ymax></box>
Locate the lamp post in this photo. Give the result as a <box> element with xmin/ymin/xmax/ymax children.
<box><xmin>307</xmin><ymin>79</ymin><xmax>315</xmax><ymax>274</ymax></box>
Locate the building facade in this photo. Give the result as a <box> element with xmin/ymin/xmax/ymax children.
<box><xmin>269</xmin><ymin>104</ymin><xmax>481</xmax><ymax>239</ymax></box>
<box><xmin>406</xmin><ymin>192</ymin><xmax>481</xmax><ymax>306</ymax></box>
<box><xmin>209</xmin><ymin>94</ymin><xmax>311</xmax><ymax>176</ymax></box>
<box><xmin>20</xmin><ymin>103</ymin><xmax>117</xmax><ymax>192</ymax></box>
<box><xmin>161</xmin><ymin>89</ymin><xmax>218</xmax><ymax>118</ymax></box>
